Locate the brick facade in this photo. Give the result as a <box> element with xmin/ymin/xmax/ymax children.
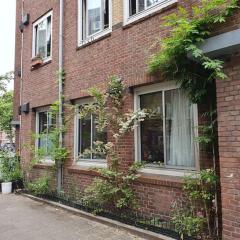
<box><xmin>216</xmin><ymin>55</ymin><xmax>240</xmax><ymax>240</ymax></box>
<box><xmin>13</xmin><ymin>0</ymin><xmax>240</xmax><ymax>239</ymax></box>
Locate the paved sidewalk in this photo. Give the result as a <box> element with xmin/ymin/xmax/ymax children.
<box><xmin>0</xmin><ymin>194</ymin><xmax>144</xmax><ymax>240</ymax></box>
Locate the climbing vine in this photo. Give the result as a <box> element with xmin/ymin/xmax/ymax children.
<box><xmin>147</xmin><ymin>1</ymin><xmax>239</xmax><ymax>238</ymax></box>
<box><xmin>148</xmin><ymin>0</ymin><xmax>239</xmax><ymax>103</ymax></box>
<box><xmin>79</xmin><ymin>76</ymin><xmax>148</xmax><ymax>211</ymax></box>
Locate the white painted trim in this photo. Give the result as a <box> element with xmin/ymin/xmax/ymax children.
<box><xmin>134</xmin><ymin>81</ymin><xmax>199</xmax><ymax>172</ymax></box>
<box><xmin>78</xmin><ymin>0</ymin><xmax>112</xmax><ymax>47</ymax></box>
<box><xmin>32</xmin><ymin>10</ymin><xmax>53</xmax><ymax>61</ymax></box>
<box><xmin>123</xmin><ymin>0</ymin><xmax>178</xmax><ymax>26</ymax></box>
<box><xmin>76</xmin><ymin>160</ymin><xmax>107</xmax><ymax>168</ymax></box>
<box><xmin>139</xmin><ymin>168</ymin><xmax>196</xmax><ymax>177</ymax></box>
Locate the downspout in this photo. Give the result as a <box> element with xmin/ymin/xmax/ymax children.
<box><xmin>57</xmin><ymin>0</ymin><xmax>64</xmax><ymax>193</ymax></box>
<box><xmin>19</xmin><ymin>0</ymin><xmax>24</xmax><ymax>154</ymax></box>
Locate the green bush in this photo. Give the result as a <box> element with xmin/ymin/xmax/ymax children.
<box><xmin>27</xmin><ymin>177</ymin><xmax>49</xmax><ymax>195</ymax></box>
<box><xmin>171</xmin><ymin>169</ymin><xmax>218</xmax><ymax>239</ymax></box>
<box><xmin>0</xmin><ymin>151</ymin><xmax>22</xmax><ymax>182</ymax></box>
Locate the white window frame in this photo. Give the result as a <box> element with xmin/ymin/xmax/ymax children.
<box><xmin>123</xmin><ymin>0</ymin><xmax>178</xmax><ymax>26</ymax></box>
<box><xmin>134</xmin><ymin>81</ymin><xmax>200</xmax><ymax>175</ymax></box>
<box><xmin>32</xmin><ymin>11</ymin><xmax>53</xmax><ymax>62</ymax></box>
<box><xmin>74</xmin><ymin>98</ymin><xmax>107</xmax><ymax>168</ymax></box>
<box><xmin>35</xmin><ymin>109</ymin><xmax>54</xmax><ymax>164</ymax></box>
<box><xmin>78</xmin><ymin>0</ymin><xmax>112</xmax><ymax>47</ymax></box>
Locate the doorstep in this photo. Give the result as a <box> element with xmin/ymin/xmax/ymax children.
<box><xmin>21</xmin><ymin>193</ymin><xmax>176</xmax><ymax>240</ymax></box>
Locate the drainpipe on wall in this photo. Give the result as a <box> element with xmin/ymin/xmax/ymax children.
<box><xmin>57</xmin><ymin>0</ymin><xmax>64</xmax><ymax>193</ymax></box>
<box><xmin>19</xmin><ymin>0</ymin><xmax>25</xmax><ymax>155</ymax></box>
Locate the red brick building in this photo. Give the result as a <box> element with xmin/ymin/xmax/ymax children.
<box><xmin>13</xmin><ymin>0</ymin><xmax>240</xmax><ymax>239</ymax></box>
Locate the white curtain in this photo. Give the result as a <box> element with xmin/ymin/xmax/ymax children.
<box><xmin>37</xmin><ymin>19</ymin><xmax>47</xmax><ymax>58</ymax></box>
<box><xmin>166</xmin><ymin>89</ymin><xmax>195</xmax><ymax>168</ymax></box>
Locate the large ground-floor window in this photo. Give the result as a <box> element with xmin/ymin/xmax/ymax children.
<box><xmin>134</xmin><ymin>82</ymin><xmax>199</xmax><ymax>170</ymax></box>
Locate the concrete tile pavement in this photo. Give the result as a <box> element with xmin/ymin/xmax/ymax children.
<box><xmin>0</xmin><ymin>194</ymin><xmax>145</xmax><ymax>240</ymax></box>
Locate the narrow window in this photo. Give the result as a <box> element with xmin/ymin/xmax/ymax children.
<box><xmin>129</xmin><ymin>0</ymin><xmax>162</xmax><ymax>16</ymax></box>
<box><xmin>80</xmin><ymin>0</ymin><xmax>110</xmax><ymax>42</ymax></box>
<box><xmin>78</xmin><ymin>113</ymin><xmax>107</xmax><ymax>161</ymax></box>
<box><xmin>37</xmin><ymin>111</ymin><xmax>56</xmax><ymax>157</ymax></box>
<box><xmin>33</xmin><ymin>12</ymin><xmax>52</xmax><ymax>60</ymax></box>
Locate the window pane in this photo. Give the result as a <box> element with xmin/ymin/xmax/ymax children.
<box><xmin>87</xmin><ymin>0</ymin><xmax>101</xmax><ymax>36</ymax></box>
<box><xmin>79</xmin><ymin>115</ymin><xmax>91</xmax><ymax>159</ymax></box>
<box><xmin>140</xmin><ymin>92</ymin><xmax>164</xmax><ymax>165</ymax></box>
<box><xmin>46</xmin><ymin>112</ymin><xmax>56</xmax><ymax>155</ymax></box>
<box><xmin>165</xmin><ymin>89</ymin><xmax>195</xmax><ymax>168</ymax></box>
<box><xmin>46</xmin><ymin>16</ymin><xmax>51</xmax><ymax>57</ymax></box>
<box><xmin>138</xmin><ymin>0</ymin><xmax>145</xmax><ymax>12</ymax></box>
<box><xmin>37</xmin><ymin>19</ymin><xmax>47</xmax><ymax>58</ymax></box>
<box><xmin>103</xmin><ymin>0</ymin><xmax>109</xmax><ymax>29</ymax></box>
<box><xmin>147</xmin><ymin>0</ymin><xmax>160</xmax><ymax>7</ymax></box>
<box><xmin>92</xmin><ymin>116</ymin><xmax>107</xmax><ymax>159</ymax></box>
<box><xmin>129</xmin><ymin>0</ymin><xmax>136</xmax><ymax>16</ymax></box>
<box><xmin>38</xmin><ymin>112</ymin><xmax>48</xmax><ymax>152</ymax></box>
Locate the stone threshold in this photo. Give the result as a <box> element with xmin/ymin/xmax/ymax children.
<box><xmin>21</xmin><ymin>193</ymin><xmax>176</xmax><ymax>240</ymax></box>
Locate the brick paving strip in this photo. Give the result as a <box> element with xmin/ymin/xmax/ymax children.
<box><xmin>0</xmin><ymin>194</ymin><xmax>175</xmax><ymax>240</ymax></box>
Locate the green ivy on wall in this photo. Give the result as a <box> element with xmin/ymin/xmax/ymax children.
<box><xmin>148</xmin><ymin>0</ymin><xmax>239</xmax><ymax>103</ymax></box>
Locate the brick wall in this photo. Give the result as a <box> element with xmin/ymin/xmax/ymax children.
<box><xmin>216</xmin><ymin>55</ymin><xmax>240</xmax><ymax>240</ymax></box>
<box><xmin>14</xmin><ymin>0</ymin><xmax>240</xmax><ymax>238</ymax></box>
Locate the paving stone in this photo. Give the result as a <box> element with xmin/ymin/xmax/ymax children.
<box><xmin>0</xmin><ymin>194</ymin><xmax>145</xmax><ymax>240</ymax></box>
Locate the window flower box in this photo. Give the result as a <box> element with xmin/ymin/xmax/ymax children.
<box><xmin>31</xmin><ymin>55</ymin><xmax>43</xmax><ymax>69</ymax></box>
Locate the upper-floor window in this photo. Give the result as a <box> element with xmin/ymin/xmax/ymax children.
<box><xmin>78</xmin><ymin>0</ymin><xmax>112</xmax><ymax>46</ymax></box>
<box><xmin>32</xmin><ymin>11</ymin><xmax>52</xmax><ymax>60</ymax></box>
<box><xmin>124</xmin><ymin>0</ymin><xmax>177</xmax><ymax>25</ymax></box>
<box><xmin>129</xmin><ymin>0</ymin><xmax>161</xmax><ymax>16</ymax></box>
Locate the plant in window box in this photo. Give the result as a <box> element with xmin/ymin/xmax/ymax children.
<box><xmin>31</xmin><ymin>54</ymin><xmax>43</xmax><ymax>68</ymax></box>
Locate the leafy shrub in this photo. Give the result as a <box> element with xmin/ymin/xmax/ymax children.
<box><xmin>83</xmin><ymin>163</ymin><xmax>142</xmax><ymax>211</ymax></box>
<box><xmin>27</xmin><ymin>177</ymin><xmax>49</xmax><ymax>195</ymax></box>
<box><xmin>171</xmin><ymin>169</ymin><xmax>218</xmax><ymax>239</ymax></box>
<box><xmin>0</xmin><ymin>150</ymin><xmax>22</xmax><ymax>182</ymax></box>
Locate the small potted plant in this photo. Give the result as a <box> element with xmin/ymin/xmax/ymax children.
<box><xmin>0</xmin><ymin>151</ymin><xmax>22</xmax><ymax>194</ymax></box>
<box><xmin>31</xmin><ymin>54</ymin><xmax>43</xmax><ymax>68</ymax></box>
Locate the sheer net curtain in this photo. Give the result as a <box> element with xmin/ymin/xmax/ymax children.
<box><xmin>166</xmin><ymin>89</ymin><xmax>195</xmax><ymax>168</ymax></box>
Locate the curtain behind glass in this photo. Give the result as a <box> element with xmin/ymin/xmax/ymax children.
<box><xmin>87</xmin><ymin>0</ymin><xmax>101</xmax><ymax>36</ymax></box>
<box><xmin>37</xmin><ymin>19</ymin><xmax>47</xmax><ymax>58</ymax></box>
<box><xmin>165</xmin><ymin>89</ymin><xmax>195</xmax><ymax>168</ymax></box>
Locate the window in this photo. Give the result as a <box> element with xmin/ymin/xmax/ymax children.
<box><xmin>129</xmin><ymin>0</ymin><xmax>161</xmax><ymax>16</ymax></box>
<box><xmin>75</xmin><ymin>104</ymin><xmax>107</xmax><ymax>163</ymax></box>
<box><xmin>32</xmin><ymin>11</ymin><xmax>52</xmax><ymax>60</ymax></box>
<box><xmin>78</xmin><ymin>0</ymin><xmax>111</xmax><ymax>45</ymax></box>
<box><xmin>135</xmin><ymin>82</ymin><xmax>198</xmax><ymax>170</ymax></box>
<box><xmin>124</xmin><ymin>0</ymin><xmax>177</xmax><ymax>25</ymax></box>
<box><xmin>36</xmin><ymin>111</ymin><xmax>56</xmax><ymax>159</ymax></box>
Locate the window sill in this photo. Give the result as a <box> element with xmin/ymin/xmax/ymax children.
<box><xmin>31</xmin><ymin>58</ymin><xmax>52</xmax><ymax>71</ymax></box>
<box><xmin>75</xmin><ymin>160</ymin><xmax>107</xmax><ymax>168</ymax></box>
<box><xmin>139</xmin><ymin>167</ymin><xmax>196</xmax><ymax>177</ymax></box>
<box><xmin>123</xmin><ymin>0</ymin><xmax>178</xmax><ymax>28</ymax></box>
<box><xmin>33</xmin><ymin>161</ymin><xmax>55</xmax><ymax>169</ymax></box>
<box><xmin>136</xmin><ymin>168</ymin><xmax>196</xmax><ymax>187</ymax></box>
<box><xmin>77</xmin><ymin>29</ymin><xmax>112</xmax><ymax>50</ymax></box>
<box><xmin>67</xmin><ymin>165</ymin><xmax>102</xmax><ymax>176</ymax></box>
